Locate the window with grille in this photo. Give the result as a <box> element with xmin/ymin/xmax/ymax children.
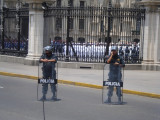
<box><xmin>69</xmin><ymin>18</ymin><xmax>74</xmax><ymax>29</ymax></box>
<box><xmin>56</xmin><ymin>0</ymin><xmax>61</xmax><ymax>7</ymax></box>
<box><xmin>79</xmin><ymin>19</ymin><xmax>84</xmax><ymax>30</ymax></box>
<box><xmin>56</xmin><ymin>18</ymin><xmax>62</xmax><ymax>29</ymax></box>
<box><xmin>80</xmin><ymin>1</ymin><xmax>85</xmax><ymax>8</ymax></box>
<box><xmin>68</xmin><ymin>0</ymin><xmax>73</xmax><ymax>7</ymax></box>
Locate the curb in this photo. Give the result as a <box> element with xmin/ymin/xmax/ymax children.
<box><xmin>0</xmin><ymin>71</ymin><xmax>160</xmax><ymax>99</ymax></box>
<box><xmin>0</xmin><ymin>72</ymin><xmax>38</xmax><ymax>80</ymax></box>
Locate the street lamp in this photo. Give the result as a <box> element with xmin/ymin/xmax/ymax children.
<box><xmin>0</xmin><ymin>0</ymin><xmax>3</xmax><ymax>50</ymax></box>
<box><xmin>105</xmin><ymin>0</ymin><xmax>112</xmax><ymax>56</ymax></box>
<box><xmin>0</xmin><ymin>0</ymin><xmax>5</xmax><ymax>31</ymax></box>
<box><xmin>65</xmin><ymin>0</ymin><xmax>78</xmax><ymax>62</ymax></box>
<box><xmin>0</xmin><ymin>0</ymin><xmax>3</xmax><ymax>31</ymax></box>
<box><xmin>42</xmin><ymin>1</ymin><xmax>56</xmax><ymax>10</ymax></box>
<box><xmin>42</xmin><ymin>2</ymin><xmax>48</xmax><ymax>10</ymax></box>
<box><xmin>65</xmin><ymin>2</ymin><xmax>71</xmax><ymax>62</ymax></box>
<box><xmin>0</xmin><ymin>0</ymin><xmax>8</xmax><ymax>50</ymax></box>
<box><xmin>109</xmin><ymin>0</ymin><xmax>112</xmax><ymax>8</ymax></box>
<box><xmin>16</xmin><ymin>0</ymin><xmax>21</xmax><ymax>51</ymax></box>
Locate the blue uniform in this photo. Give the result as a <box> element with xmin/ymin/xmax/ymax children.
<box><xmin>40</xmin><ymin>53</ymin><xmax>57</xmax><ymax>97</ymax></box>
<box><xmin>106</xmin><ymin>55</ymin><xmax>125</xmax><ymax>98</ymax></box>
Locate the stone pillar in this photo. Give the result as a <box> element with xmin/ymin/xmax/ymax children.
<box><xmin>139</xmin><ymin>1</ymin><xmax>160</xmax><ymax>66</ymax></box>
<box><xmin>24</xmin><ymin>0</ymin><xmax>55</xmax><ymax>65</ymax></box>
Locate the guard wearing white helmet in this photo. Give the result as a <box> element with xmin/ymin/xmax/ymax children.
<box><xmin>105</xmin><ymin>46</ymin><xmax>125</xmax><ymax>103</ymax></box>
<box><xmin>39</xmin><ymin>46</ymin><xmax>58</xmax><ymax>101</ymax></box>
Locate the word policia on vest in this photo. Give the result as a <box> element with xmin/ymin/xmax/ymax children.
<box><xmin>38</xmin><ymin>79</ymin><xmax>57</xmax><ymax>84</ymax></box>
<box><xmin>103</xmin><ymin>81</ymin><xmax>123</xmax><ymax>87</ymax></box>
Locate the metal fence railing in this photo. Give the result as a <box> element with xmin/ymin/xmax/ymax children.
<box><xmin>0</xmin><ymin>7</ymin><xmax>29</xmax><ymax>57</ymax></box>
<box><xmin>44</xmin><ymin>6</ymin><xmax>145</xmax><ymax>63</ymax></box>
<box><xmin>0</xmin><ymin>5</ymin><xmax>145</xmax><ymax>63</ymax></box>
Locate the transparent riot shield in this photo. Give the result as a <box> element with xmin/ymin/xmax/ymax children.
<box><xmin>102</xmin><ymin>64</ymin><xmax>124</xmax><ymax>105</ymax></box>
<box><xmin>37</xmin><ymin>62</ymin><xmax>58</xmax><ymax>101</ymax></box>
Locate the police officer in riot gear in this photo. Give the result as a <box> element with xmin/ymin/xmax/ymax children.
<box><xmin>106</xmin><ymin>46</ymin><xmax>125</xmax><ymax>103</ymax></box>
<box><xmin>39</xmin><ymin>46</ymin><xmax>57</xmax><ymax>101</ymax></box>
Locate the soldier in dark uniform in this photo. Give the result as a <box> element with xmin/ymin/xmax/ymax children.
<box><xmin>106</xmin><ymin>46</ymin><xmax>125</xmax><ymax>103</ymax></box>
<box><xmin>125</xmin><ymin>46</ymin><xmax>130</xmax><ymax>62</ymax></box>
<box><xmin>131</xmin><ymin>46</ymin><xmax>138</xmax><ymax>63</ymax></box>
<box><xmin>119</xmin><ymin>46</ymin><xmax>124</xmax><ymax>58</ymax></box>
<box><xmin>39</xmin><ymin>46</ymin><xmax>57</xmax><ymax>101</ymax></box>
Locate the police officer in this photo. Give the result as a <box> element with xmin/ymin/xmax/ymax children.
<box><xmin>39</xmin><ymin>46</ymin><xmax>58</xmax><ymax>101</ymax></box>
<box><xmin>106</xmin><ymin>46</ymin><xmax>125</xmax><ymax>103</ymax></box>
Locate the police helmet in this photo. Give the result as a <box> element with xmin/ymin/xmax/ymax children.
<box><xmin>111</xmin><ymin>46</ymin><xmax>118</xmax><ymax>51</ymax></box>
<box><xmin>44</xmin><ymin>46</ymin><xmax>53</xmax><ymax>52</ymax></box>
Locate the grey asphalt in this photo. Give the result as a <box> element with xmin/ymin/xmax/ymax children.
<box><xmin>0</xmin><ymin>62</ymin><xmax>160</xmax><ymax>94</ymax></box>
<box><xmin>0</xmin><ymin>75</ymin><xmax>160</xmax><ymax>120</ymax></box>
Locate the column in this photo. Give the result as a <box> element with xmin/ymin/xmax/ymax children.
<box><xmin>154</xmin><ymin>9</ymin><xmax>160</xmax><ymax>64</ymax></box>
<box><xmin>139</xmin><ymin>1</ymin><xmax>160</xmax><ymax>65</ymax></box>
<box><xmin>25</xmin><ymin>1</ymin><xmax>44</xmax><ymax>65</ymax></box>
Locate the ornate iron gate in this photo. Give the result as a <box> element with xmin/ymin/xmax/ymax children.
<box><xmin>0</xmin><ymin>4</ymin><xmax>145</xmax><ymax>63</ymax></box>
<box><xmin>44</xmin><ymin>6</ymin><xmax>145</xmax><ymax>63</ymax></box>
<box><xmin>0</xmin><ymin>7</ymin><xmax>29</xmax><ymax>56</ymax></box>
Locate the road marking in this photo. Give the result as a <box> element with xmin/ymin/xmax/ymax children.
<box><xmin>0</xmin><ymin>86</ymin><xmax>4</xmax><ymax>88</ymax></box>
<box><xmin>0</xmin><ymin>71</ymin><xmax>160</xmax><ymax>99</ymax></box>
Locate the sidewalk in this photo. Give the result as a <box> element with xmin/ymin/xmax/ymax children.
<box><xmin>0</xmin><ymin>62</ymin><xmax>160</xmax><ymax>98</ymax></box>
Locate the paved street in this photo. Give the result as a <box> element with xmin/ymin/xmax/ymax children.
<box><xmin>58</xmin><ymin>68</ymin><xmax>160</xmax><ymax>94</ymax></box>
<box><xmin>0</xmin><ymin>62</ymin><xmax>160</xmax><ymax>95</ymax></box>
<box><xmin>0</xmin><ymin>75</ymin><xmax>160</xmax><ymax>120</ymax></box>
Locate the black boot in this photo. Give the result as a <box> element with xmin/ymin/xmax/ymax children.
<box><xmin>40</xmin><ymin>94</ymin><xmax>46</xmax><ymax>101</ymax></box>
<box><xmin>105</xmin><ymin>97</ymin><xmax>111</xmax><ymax>103</ymax></box>
<box><xmin>51</xmin><ymin>93</ymin><xmax>57</xmax><ymax>101</ymax></box>
<box><xmin>118</xmin><ymin>97</ymin><xmax>122</xmax><ymax>104</ymax></box>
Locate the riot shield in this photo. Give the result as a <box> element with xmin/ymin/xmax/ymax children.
<box><xmin>102</xmin><ymin>64</ymin><xmax>124</xmax><ymax>105</ymax></box>
<box><xmin>37</xmin><ymin>62</ymin><xmax>58</xmax><ymax>101</ymax></box>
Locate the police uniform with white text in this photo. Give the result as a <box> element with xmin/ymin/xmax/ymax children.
<box><xmin>106</xmin><ymin>46</ymin><xmax>125</xmax><ymax>103</ymax></box>
<box><xmin>39</xmin><ymin>46</ymin><xmax>57</xmax><ymax>101</ymax></box>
